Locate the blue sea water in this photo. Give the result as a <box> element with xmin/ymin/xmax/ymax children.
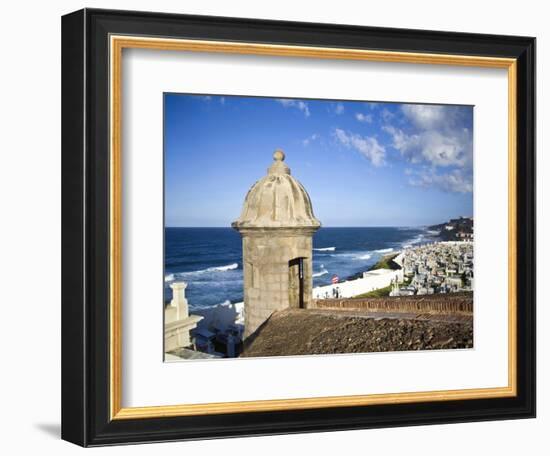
<box><xmin>164</xmin><ymin>227</ymin><xmax>432</xmax><ymax>309</ymax></box>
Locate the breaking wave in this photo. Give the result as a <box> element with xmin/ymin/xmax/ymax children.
<box><xmin>400</xmin><ymin>233</ymin><xmax>427</xmax><ymax>249</ymax></box>
<box><xmin>209</xmin><ymin>263</ymin><xmax>239</xmax><ymax>272</ymax></box>
<box><xmin>356</xmin><ymin>254</ymin><xmax>372</xmax><ymax>260</ymax></box>
<box><xmin>164</xmin><ymin>263</ymin><xmax>239</xmax><ymax>282</ymax></box>
<box><xmin>312</xmin><ymin>265</ymin><xmax>329</xmax><ymax>277</ymax></box>
<box><xmin>188</xmin><ymin>299</ymin><xmax>232</xmax><ymax>312</ymax></box>
<box><xmin>375</xmin><ymin>248</ymin><xmax>394</xmax><ymax>253</ymax></box>
<box><xmin>313</xmin><ymin>247</ymin><xmax>336</xmax><ymax>252</ymax></box>
<box><xmin>326</xmin><ymin>251</ymin><xmax>374</xmax><ymax>261</ymax></box>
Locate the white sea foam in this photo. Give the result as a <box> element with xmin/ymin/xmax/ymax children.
<box><xmin>165</xmin><ymin>263</ymin><xmax>239</xmax><ymax>282</ymax></box>
<box><xmin>375</xmin><ymin>248</ymin><xmax>394</xmax><ymax>253</ymax></box>
<box><xmin>189</xmin><ymin>299</ymin><xmax>233</xmax><ymax>312</ymax></box>
<box><xmin>185</xmin><ymin>262</ymin><xmax>239</xmax><ymax>274</ymax></box>
<box><xmin>328</xmin><ymin>251</ymin><xmax>374</xmax><ymax>261</ymax></box>
<box><xmin>401</xmin><ymin>234</ymin><xmax>425</xmax><ymax>249</ymax></box>
<box><xmin>356</xmin><ymin>254</ymin><xmax>372</xmax><ymax>260</ymax></box>
<box><xmin>312</xmin><ymin>265</ymin><xmax>329</xmax><ymax>277</ymax></box>
<box><xmin>328</xmin><ymin>252</ymin><xmax>357</xmax><ymax>258</ymax></box>
<box><xmin>208</xmin><ymin>263</ymin><xmax>239</xmax><ymax>272</ymax></box>
<box><xmin>313</xmin><ymin>247</ymin><xmax>336</xmax><ymax>251</ymax></box>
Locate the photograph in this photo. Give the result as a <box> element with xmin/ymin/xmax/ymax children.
<box><xmin>58</xmin><ymin>6</ymin><xmax>536</xmax><ymax>447</ymax></box>
<box><xmin>163</xmin><ymin>94</ymin><xmax>475</xmax><ymax>360</ymax></box>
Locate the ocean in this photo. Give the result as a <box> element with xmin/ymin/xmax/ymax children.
<box><xmin>164</xmin><ymin>227</ymin><xmax>434</xmax><ymax>309</ymax></box>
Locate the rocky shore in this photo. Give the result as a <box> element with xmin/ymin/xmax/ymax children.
<box><xmin>242</xmin><ymin>308</ymin><xmax>473</xmax><ymax>357</ymax></box>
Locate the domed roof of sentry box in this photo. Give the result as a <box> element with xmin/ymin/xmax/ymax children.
<box><xmin>232</xmin><ymin>150</ymin><xmax>321</xmax><ymax>230</ymax></box>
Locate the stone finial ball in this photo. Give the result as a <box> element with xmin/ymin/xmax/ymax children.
<box><xmin>273</xmin><ymin>149</ymin><xmax>285</xmax><ymax>162</ymax></box>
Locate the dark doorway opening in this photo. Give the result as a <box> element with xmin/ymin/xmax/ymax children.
<box><xmin>289</xmin><ymin>257</ymin><xmax>305</xmax><ymax>308</ymax></box>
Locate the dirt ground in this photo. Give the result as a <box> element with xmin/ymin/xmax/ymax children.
<box><xmin>241</xmin><ymin>309</ymin><xmax>473</xmax><ymax>357</ymax></box>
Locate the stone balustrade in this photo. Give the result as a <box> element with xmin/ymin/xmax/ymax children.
<box><xmin>164</xmin><ymin>282</ymin><xmax>203</xmax><ymax>352</ymax></box>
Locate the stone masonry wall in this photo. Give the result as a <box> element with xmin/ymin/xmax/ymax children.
<box><xmin>243</xmin><ymin>233</ymin><xmax>314</xmax><ymax>338</ymax></box>
<box><xmin>312</xmin><ymin>292</ymin><xmax>473</xmax><ymax>314</ymax></box>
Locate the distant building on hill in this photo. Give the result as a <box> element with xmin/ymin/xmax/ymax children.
<box><xmin>429</xmin><ymin>216</ymin><xmax>474</xmax><ymax>241</ymax></box>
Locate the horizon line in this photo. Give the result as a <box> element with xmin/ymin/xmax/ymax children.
<box><xmin>165</xmin><ymin>225</ymin><xmax>433</xmax><ymax>229</ymax></box>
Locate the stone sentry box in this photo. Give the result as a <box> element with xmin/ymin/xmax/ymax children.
<box><xmin>233</xmin><ymin>150</ymin><xmax>321</xmax><ymax>338</ymax></box>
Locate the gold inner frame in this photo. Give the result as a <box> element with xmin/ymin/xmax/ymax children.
<box><xmin>109</xmin><ymin>35</ymin><xmax>518</xmax><ymax>420</ymax></box>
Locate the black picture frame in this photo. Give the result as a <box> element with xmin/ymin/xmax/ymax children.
<box><xmin>62</xmin><ymin>8</ymin><xmax>536</xmax><ymax>447</ymax></box>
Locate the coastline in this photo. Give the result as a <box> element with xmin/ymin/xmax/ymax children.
<box><xmin>192</xmin><ymin>240</ymin><xmax>473</xmax><ymax>334</ymax></box>
<box><xmin>164</xmin><ymin>226</ymin><xmax>432</xmax><ymax>308</ymax></box>
<box><xmin>193</xmin><ymin>252</ymin><xmax>406</xmax><ymax>333</ymax></box>
<box><xmin>313</xmin><ymin>252</ymin><xmax>404</xmax><ymax>299</ymax></box>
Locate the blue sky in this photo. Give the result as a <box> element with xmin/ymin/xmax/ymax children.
<box><xmin>164</xmin><ymin>94</ymin><xmax>473</xmax><ymax>227</ymax></box>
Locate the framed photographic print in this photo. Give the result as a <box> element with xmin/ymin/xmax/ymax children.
<box><xmin>61</xmin><ymin>8</ymin><xmax>536</xmax><ymax>446</ymax></box>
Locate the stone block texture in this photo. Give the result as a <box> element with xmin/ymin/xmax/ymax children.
<box><xmin>232</xmin><ymin>150</ymin><xmax>321</xmax><ymax>338</ymax></box>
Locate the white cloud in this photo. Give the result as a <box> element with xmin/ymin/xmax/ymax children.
<box><xmin>333</xmin><ymin>128</ymin><xmax>386</xmax><ymax>167</ymax></box>
<box><xmin>302</xmin><ymin>133</ymin><xmax>319</xmax><ymax>146</ymax></box>
<box><xmin>276</xmin><ymin>99</ymin><xmax>311</xmax><ymax>117</ymax></box>
<box><xmin>402</xmin><ymin>104</ymin><xmax>448</xmax><ymax>129</ymax></box>
<box><xmin>382</xmin><ymin>104</ymin><xmax>473</xmax><ymax>193</ymax></box>
<box><xmin>408</xmin><ymin>169</ymin><xmax>473</xmax><ymax>193</ymax></box>
<box><xmin>355</xmin><ymin>112</ymin><xmax>373</xmax><ymax>123</ymax></box>
<box><xmin>383</xmin><ymin>104</ymin><xmax>472</xmax><ymax>169</ymax></box>
<box><xmin>334</xmin><ymin>103</ymin><xmax>345</xmax><ymax>115</ymax></box>
<box><xmin>383</xmin><ymin>125</ymin><xmax>471</xmax><ymax>168</ymax></box>
<box><xmin>381</xmin><ymin>108</ymin><xmax>394</xmax><ymax>122</ymax></box>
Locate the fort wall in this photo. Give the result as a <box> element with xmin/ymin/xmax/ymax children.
<box><xmin>311</xmin><ymin>292</ymin><xmax>473</xmax><ymax>314</ymax></box>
